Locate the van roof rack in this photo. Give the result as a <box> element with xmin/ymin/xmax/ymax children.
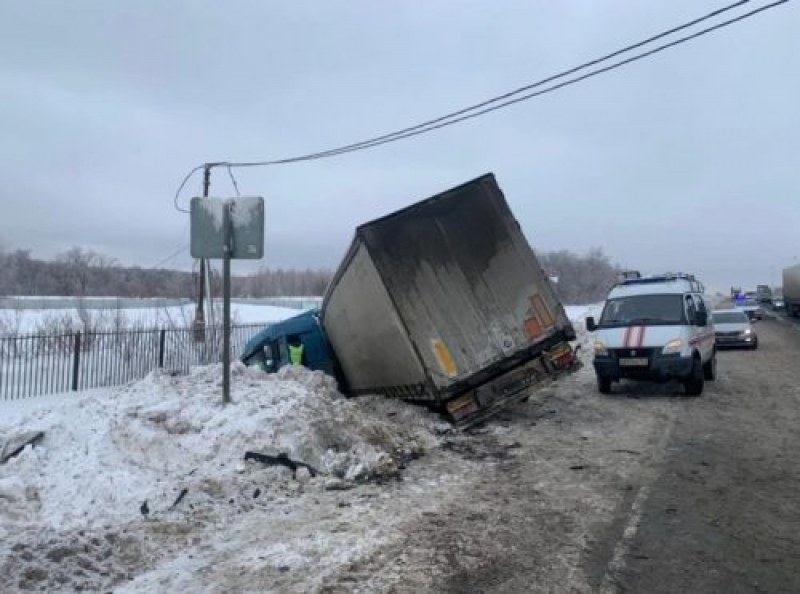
<box><xmin>616</xmin><ymin>272</ymin><xmax>704</xmax><ymax>292</ymax></box>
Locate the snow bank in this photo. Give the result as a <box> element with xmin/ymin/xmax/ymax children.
<box><xmin>0</xmin><ymin>364</ymin><xmax>448</xmax><ymax>537</ymax></box>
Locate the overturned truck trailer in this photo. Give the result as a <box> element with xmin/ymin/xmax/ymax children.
<box><xmin>321</xmin><ymin>173</ymin><xmax>580</xmax><ymax>426</ymax></box>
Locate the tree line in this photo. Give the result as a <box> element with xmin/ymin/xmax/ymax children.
<box><xmin>0</xmin><ymin>247</ymin><xmax>332</xmax><ymax>299</ymax></box>
<box><xmin>540</xmin><ymin>248</ymin><xmax>621</xmax><ymax>304</ymax></box>
<box><xmin>0</xmin><ymin>244</ymin><xmax>619</xmax><ymax>304</ymax></box>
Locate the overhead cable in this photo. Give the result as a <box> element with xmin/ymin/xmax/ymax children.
<box><xmin>172</xmin><ymin>0</ymin><xmax>788</xmax><ymax>206</ymax></box>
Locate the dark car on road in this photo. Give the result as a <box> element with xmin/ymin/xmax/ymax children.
<box><xmin>738</xmin><ymin>297</ymin><xmax>764</xmax><ymax>321</ymax></box>
<box><xmin>712</xmin><ymin>309</ymin><xmax>758</xmax><ymax>349</ymax></box>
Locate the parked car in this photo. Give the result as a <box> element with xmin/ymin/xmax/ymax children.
<box><xmin>712</xmin><ymin>309</ymin><xmax>758</xmax><ymax>349</ymax></box>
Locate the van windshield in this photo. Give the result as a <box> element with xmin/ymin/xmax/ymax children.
<box><xmin>599</xmin><ymin>294</ymin><xmax>687</xmax><ymax>327</ymax></box>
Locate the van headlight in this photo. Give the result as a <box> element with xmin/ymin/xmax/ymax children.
<box><xmin>741</xmin><ymin>328</ymin><xmax>752</xmax><ymax>336</ymax></box>
<box><xmin>662</xmin><ymin>338</ymin><xmax>684</xmax><ymax>355</ymax></box>
<box><xmin>593</xmin><ymin>341</ymin><xmax>608</xmax><ymax>356</ymax></box>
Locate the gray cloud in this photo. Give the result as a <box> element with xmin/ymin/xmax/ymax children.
<box><xmin>1</xmin><ymin>0</ymin><xmax>797</xmax><ymax>291</ymax></box>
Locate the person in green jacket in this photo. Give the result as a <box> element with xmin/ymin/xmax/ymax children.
<box><xmin>288</xmin><ymin>337</ymin><xmax>305</xmax><ymax>366</ymax></box>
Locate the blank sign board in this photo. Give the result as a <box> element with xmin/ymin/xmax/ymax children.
<box><xmin>190</xmin><ymin>197</ymin><xmax>264</xmax><ymax>259</ymax></box>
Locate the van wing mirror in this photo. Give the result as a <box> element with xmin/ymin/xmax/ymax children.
<box><xmin>586</xmin><ymin>316</ymin><xmax>597</xmax><ymax>332</ymax></box>
<box><xmin>695</xmin><ymin>311</ymin><xmax>708</xmax><ymax>327</ymax></box>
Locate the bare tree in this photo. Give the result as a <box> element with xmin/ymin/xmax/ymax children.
<box><xmin>539</xmin><ymin>248</ymin><xmax>621</xmax><ymax>304</ymax></box>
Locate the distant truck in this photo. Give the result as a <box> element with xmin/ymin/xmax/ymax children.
<box><xmin>783</xmin><ymin>264</ymin><xmax>800</xmax><ymax>317</ymax></box>
<box><xmin>755</xmin><ymin>284</ymin><xmax>773</xmax><ymax>304</ymax></box>
<box><xmin>242</xmin><ymin>174</ymin><xmax>580</xmax><ymax>426</ymax></box>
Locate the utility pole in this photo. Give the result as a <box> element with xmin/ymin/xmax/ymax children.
<box><xmin>193</xmin><ymin>165</ymin><xmax>212</xmax><ymax>342</ymax></box>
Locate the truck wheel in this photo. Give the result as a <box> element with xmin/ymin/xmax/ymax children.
<box><xmin>703</xmin><ymin>352</ymin><xmax>716</xmax><ymax>381</ymax></box>
<box><xmin>750</xmin><ymin>338</ymin><xmax>759</xmax><ymax>350</ymax></box>
<box><xmin>684</xmin><ymin>358</ymin><xmax>705</xmax><ymax>396</ymax></box>
<box><xmin>597</xmin><ymin>375</ymin><xmax>612</xmax><ymax>394</ymax></box>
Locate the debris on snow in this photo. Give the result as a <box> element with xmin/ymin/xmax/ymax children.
<box><xmin>0</xmin><ymin>362</ymin><xmax>444</xmax><ymax>536</ymax></box>
<box><xmin>324</xmin><ymin>478</ymin><xmax>356</xmax><ymax>491</ymax></box>
<box><xmin>169</xmin><ymin>488</ymin><xmax>188</xmax><ymax>510</ymax></box>
<box><xmin>244</xmin><ymin>451</ymin><xmax>320</xmax><ymax>478</ymax></box>
<box><xmin>0</xmin><ymin>430</ymin><xmax>44</xmax><ymax>464</ymax></box>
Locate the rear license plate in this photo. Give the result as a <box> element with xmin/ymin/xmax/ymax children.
<box><xmin>619</xmin><ymin>357</ymin><xmax>649</xmax><ymax>367</ymax></box>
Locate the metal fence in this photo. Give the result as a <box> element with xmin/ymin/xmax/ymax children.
<box><xmin>0</xmin><ymin>323</ymin><xmax>265</xmax><ymax>400</ymax></box>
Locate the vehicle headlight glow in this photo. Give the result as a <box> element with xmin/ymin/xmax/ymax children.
<box><xmin>742</xmin><ymin>328</ymin><xmax>752</xmax><ymax>335</ymax></box>
<box><xmin>593</xmin><ymin>341</ymin><xmax>608</xmax><ymax>356</ymax></box>
<box><xmin>662</xmin><ymin>338</ymin><xmax>684</xmax><ymax>355</ymax></box>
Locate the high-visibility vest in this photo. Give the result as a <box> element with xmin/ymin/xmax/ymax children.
<box><xmin>289</xmin><ymin>343</ymin><xmax>304</xmax><ymax>365</ymax></box>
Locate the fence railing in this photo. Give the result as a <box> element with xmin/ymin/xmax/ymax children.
<box><xmin>0</xmin><ymin>323</ymin><xmax>266</xmax><ymax>400</ymax></box>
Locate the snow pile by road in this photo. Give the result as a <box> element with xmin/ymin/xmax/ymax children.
<box><xmin>0</xmin><ymin>364</ymin><xmax>449</xmax><ymax>539</ymax></box>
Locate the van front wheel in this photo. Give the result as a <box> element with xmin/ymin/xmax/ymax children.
<box><xmin>684</xmin><ymin>358</ymin><xmax>705</xmax><ymax>396</ymax></box>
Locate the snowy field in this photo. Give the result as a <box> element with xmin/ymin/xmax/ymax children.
<box><xmin>0</xmin><ymin>304</ymin><xmax>599</xmax><ymax>592</ymax></box>
<box><xmin>0</xmin><ymin>302</ymin><xmax>302</xmax><ymax>336</ymax></box>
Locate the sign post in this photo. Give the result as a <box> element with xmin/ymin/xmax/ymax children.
<box><xmin>190</xmin><ymin>196</ymin><xmax>264</xmax><ymax>405</ymax></box>
<box><xmin>221</xmin><ymin>202</ymin><xmax>232</xmax><ymax>404</ymax></box>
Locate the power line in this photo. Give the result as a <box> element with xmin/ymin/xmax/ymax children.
<box><xmin>222</xmin><ymin>0</ymin><xmax>786</xmax><ymax>168</ymax></box>
<box><xmin>173</xmin><ymin>164</ymin><xmax>205</xmax><ymax>213</ymax></box>
<box><xmin>150</xmin><ymin>243</ymin><xmax>189</xmax><ymax>269</ymax></box>
<box><xmin>227</xmin><ymin>0</ymin><xmax>754</xmax><ymax>168</ymax></box>
<box><xmin>278</xmin><ymin>0</ymin><xmax>788</xmax><ymax>160</ymax></box>
<box><xmin>226</xmin><ymin>165</ymin><xmax>241</xmax><ymax>196</ymax></box>
<box><xmin>172</xmin><ymin>0</ymin><xmax>788</xmax><ymax>204</ymax></box>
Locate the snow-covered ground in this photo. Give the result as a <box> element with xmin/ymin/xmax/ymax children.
<box><xmin>0</xmin><ymin>302</ymin><xmax>300</xmax><ymax>335</ymax></box>
<box><xmin>0</xmin><ymin>305</ymin><xmax>597</xmax><ymax>592</ymax></box>
<box><xmin>0</xmin><ymin>364</ymin><xmax>452</xmax><ymax>591</ymax></box>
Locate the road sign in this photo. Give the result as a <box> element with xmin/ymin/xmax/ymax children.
<box><xmin>190</xmin><ymin>197</ymin><xmax>264</xmax><ymax>259</ymax></box>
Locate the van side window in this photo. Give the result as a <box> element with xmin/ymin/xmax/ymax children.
<box><xmin>684</xmin><ymin>295</ymin><xmax>698</xmax><ymax>324</ymax></box>
<box><xmin>694</xmin><ymin>295</ymin><xmax>707</xmax><ymax>315</ymax></box>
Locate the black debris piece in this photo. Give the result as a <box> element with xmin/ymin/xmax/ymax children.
<box><xmin>170</xmin><ymin>488</ymin><xmax>188</xmax><ymax>510</ymax></box>
<box><xmin>612</xmin><ymin>449</ymin><xmax>641</xmax><ymax>455</ymax></box>
<box><xmin>253</xmin><ymin>488</ymin><xmax>261</xmax><ymax>499</ymax></box>
<box><xmin>140</xmin><ymin>500</ymin><xmax>149</xmax><ymax>517</ymax></box>
<box><xmin>244</xmin><ymin>451</ymin><xmax>320</xmax><ymax>479</ymax></box>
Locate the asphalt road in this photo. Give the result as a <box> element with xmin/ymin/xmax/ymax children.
<box><xmin>600</xmin><ymin>314</ymin><xmax>800</xmax><ymax>593</ymax></box>
<box><xmin>341</xmin><ymin>314</ymin><xmax>800</xmax><ymax>593</ymax></box>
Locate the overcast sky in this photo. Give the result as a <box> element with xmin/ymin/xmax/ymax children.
<box><xmin>1</xmin><ymin>0</ymin><xmax>797</xmax><ymax>291</ymax></box>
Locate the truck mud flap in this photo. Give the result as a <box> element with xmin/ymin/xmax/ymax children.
<box><xmin>444</xmin><ymin>342</ymin><xmax>582</xmax><ymax>429</ymax></box>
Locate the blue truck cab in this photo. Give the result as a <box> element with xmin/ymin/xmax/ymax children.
<box><xmin>240</xmin><ymin>308</ymin><xmax>336</xmax><ymax>376</ymax></box>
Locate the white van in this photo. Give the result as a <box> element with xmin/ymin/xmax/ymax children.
<box><xmin>586</xmin><ymin>272</ymin><xmax>716</xmax><ymax>396</ymax></box>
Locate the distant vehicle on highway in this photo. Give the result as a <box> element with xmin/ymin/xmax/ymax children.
<box><xmin>737</xmin><ymin>297</ymin><xmax>764</xmax><ymax>321</ymax></box>
<box><xmin>772</xmin><ymin>298</ymin><xmax>785</xmax><ymax>310</ymax></box>
<box><xmin>756</xmin><ymin>284</ymin><xmax>773</xmax><ymax>304</ymax></box>
<box><xmin>712</xmin><ymin>309</ymin><xmax>758</xmax><ymax>349</ymax></box>
<box><xmin>784</xmin><ymin>264</ymin><xmax>800</xmax><ymax>317</ymax></box>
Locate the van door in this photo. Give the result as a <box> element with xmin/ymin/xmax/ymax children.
<box><xmin>694</xmin><ymin>294</ymin><xmax>713</xmax><ymax>361</ymax></box>
<box><xmin>686</xmin><ymin>294</ymin><xmax>711</xmax><ymax>361</ymax></box>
